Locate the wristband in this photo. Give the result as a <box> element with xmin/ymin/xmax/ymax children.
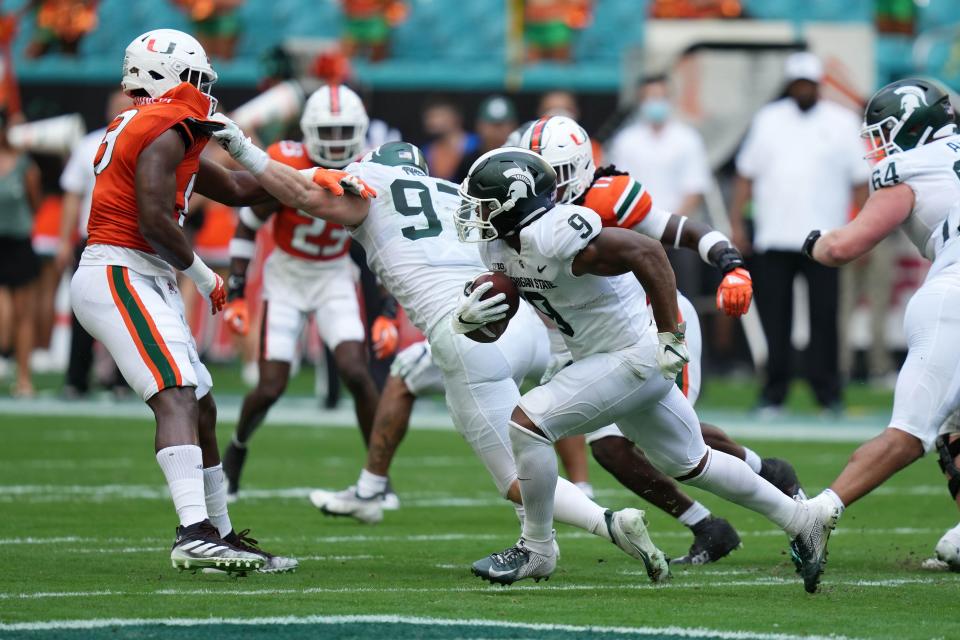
<box><xmin>227</xmin><ymin>273</ymin><xmax>246</xmax><ymax>301</ymax></box>
<box><xmin>802</xmin><ymin>230</ymin><xmax>822</xmax><ymax>260</ymax></box>
<box><xmin>229</xmin><ymin>237</ymin><xmax>256</xmax><ymax>260</ymax></box>
<box><xmin>238</xmin><ymin>206</ymin><xmax>264</xmax><ymax>230</ymax></box>
<box><xmin>711</xmin><ymin>246</ymin><xmax>745</xmax><ymax>274</ymax></box>
<box><xmin>183</xmin><ymin>253</ymin><xmax>216</xmax><ymax>291</ymax></box>
<box><xmin>697</xmin><ymin>230</ymin><xmax>729</xmax><ymax>263</ymax></box>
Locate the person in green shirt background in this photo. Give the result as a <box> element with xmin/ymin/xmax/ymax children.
<box><xmin>0</xmin><ymin>109</ymin><xmax>43</xmax><ymax>397</ymax></box>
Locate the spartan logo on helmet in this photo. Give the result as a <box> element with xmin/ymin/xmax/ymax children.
<box><xmin>894</xmin><ymin>86</ymin><xmax>928</xmax><ymax>119</ymax></box>
<box><xmin>503</xmin><ymin>166</ymin><xmax>535</xmax><ymax>205</ymax></box>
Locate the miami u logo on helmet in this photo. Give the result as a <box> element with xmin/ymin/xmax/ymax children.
<box><xmin>146</xmin><ymin>39</ymin><xmax>176</xmax><ymax>54</ymax></box>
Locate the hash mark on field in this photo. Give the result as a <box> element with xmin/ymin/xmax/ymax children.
<box><xmin>0</xmin><ymin>613</ymin><xmax>865</xmax><ymax>639</ymax></box>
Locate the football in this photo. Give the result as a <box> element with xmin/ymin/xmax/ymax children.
<box><xmin>464</xmin><ymin>271</ymin><xmax>520</xmax><ymax>343</ymax></box>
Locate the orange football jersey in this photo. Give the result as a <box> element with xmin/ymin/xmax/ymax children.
<box><xmin>580</xmin><ymin>173</ymin><xmax>653</xmax><ymax>230</ymax></box>
<box><xmin>87</xmin><ymin>83</ymin><xmax>212</xmax><ymax>254</ymax></box>
<box><xmin>267</xmin><ymin>140</ymin><xmax>351</xmax><ymax>261</ymax></box>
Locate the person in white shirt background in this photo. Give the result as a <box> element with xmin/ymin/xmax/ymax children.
<box><xmin>56</xmin><ymin>90</ymin><xmax>133</xmax><ymax>398</ymax></box>
<box><xmin>606</xmin><ymin>73</ymin><xmax>712</xmax><ymax>294</ymax></box>
<box><xmin>729</xmin><ymin>52</ymin><xmax>870</xmax><ymax>414</ymax></box>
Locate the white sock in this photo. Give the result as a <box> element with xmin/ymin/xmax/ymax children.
<box><xmin>685</xmin><ymin>449</ymin><xmax>799</xmax><ymax>533</ymax></box>
<box><xmin>356</xmin><ymin>468</ymin><xmax>388</xmax><ymax>499</ymax></box>
<box><xmin>203</xmin><ymin>464</ymin><xmax>233</xmax><ymax>538</ymax></box>
<box><xmin>510</xmin><ymin>421</ymin><xmax>557</xmax><ymax>553</ymax></box>
<box><xmin>156</xmin><ymin>445</ymin><xmax>207</xmax><ymax>527</ymax></box>
<box><xmin>554</xmin><ymin>477</ymin><xmax>610</xmax><ymax>541</ymax></box>
<box><xmin>820</xmin><ymin>488</ymin><xmax>846</xmax><ymax>515</ymax></box>
<box><xmin>514</xmin><ymin>503</ymin><xmax>525</xmax><ymax>527</ymax></box>
<box><xmin>677</xmin><ymin>501</ymin><xmax>711</xmax><ymax>528</ymax></box>
<box><xmin>743</xmin><ymin>447</ymin><xmax>762</xmax><ymax>474</ymax></box>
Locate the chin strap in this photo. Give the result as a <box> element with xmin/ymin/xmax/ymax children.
<box><xmin>936</xmin><ymin>434</ymin><xmax>960</xmax><ymax>500</ymax></box>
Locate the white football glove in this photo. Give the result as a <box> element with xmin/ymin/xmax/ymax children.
<box><xmin>209</xmin><ymin>113</ymin><xmax>269</xmax><ymax>175</ymax></box>
<box><xmin>390</xmin><ymin>341</ymin><xmax>433</xmax><ymax>382</ymax></box>
<box><xmin>656</xmin><ymin>322</ymin><xmax>690</xmax><ymax>380</ymax></box>
<box><xmin>450</xmin><ymin>281</ymin><xmax>509</xmax><ymax>334</ymax></box>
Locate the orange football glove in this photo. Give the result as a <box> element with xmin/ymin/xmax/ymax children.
<box><xmin>716</xmin><ymin>267</ymin><xmax>753</xmax><ymax>317</ymax></box>
<box><xmin>223</xmin><ymin>299</ymin><xmax>249</xmax><ymax>335</ymax></box>
<box><xmin>207</xmin><ymin>273</ymin><xmax>227</xmax><ymax>315</ymax></box>
<box><xmin>371</xmin><ymin>315</ymin><xmax>400</xmax><ymax>360</ymax></box>
<box><xmin>312</xmin><ymin>169</ymin><xmax>377</xmax><ymax>199</ymax></box>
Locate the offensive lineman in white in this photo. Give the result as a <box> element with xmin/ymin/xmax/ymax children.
<box><xmin>800</xmin><ymin>78</ymin><xmax>960</xmax><ymax>586</ymax></box>
<box><xmin>208</xmin><ymin>125</ymin><xmax>680</xmax><ymax>577</ymax></box>
<box><xmin>455</xmin><ymin>147</ymin><xmax>824</xmax><ymax>587</ymax></box>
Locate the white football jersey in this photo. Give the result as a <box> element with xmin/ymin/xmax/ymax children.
<box><xmin>479</xmin><ymin>203</ymin><xmax>651</xmax><ymax>360</ymax></box>
<box><xmin>346</xmin><ymin>161</ymin><xmax>486</xmax><ymax>334</ymax></box>
<box><xmin>871</xmin><ymin>134</ymin><xmax>960</xmax><ymax>262</ymax></box>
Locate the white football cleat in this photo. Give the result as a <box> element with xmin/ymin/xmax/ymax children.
<box><xmin>606</xmin><ymin>508</ymin><xmax>670</xmax><ymax>583</ymax></box>
<box><xmin>309</xmin><ymin>488</ymin><xmax>383</xmax><ymax>524</ymax></box>
<box><xmin>789</xmin><ymin>496</ymin><xmax>840</xmax><ymax>593</ymax></box>
<box><xmin>932</xmin><ymin>523</ymin><xmax>960</xmax><ymax>572</ymax></box>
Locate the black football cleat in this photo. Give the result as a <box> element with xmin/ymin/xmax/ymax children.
<box><xmin>671</xmin><ymin>516</ymin><xmax>742</xmax><ymax>565</ymax></box>
<box><xmin>170</xmin><ymin>519</ymin><xmax>263</xmax><ymax>573</ymax></box>
<box><xmin>223</xmin><ymin>528</ymin><xmax>299</xmax><ymax>574</ymax></box>
<box><xmin>760</xmin><ymin>457</ymin><xmax>806</xmax><ymax>499</ymax></box>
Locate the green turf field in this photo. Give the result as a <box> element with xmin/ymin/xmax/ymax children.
<box><xmin>0</xmin><ymin>408</ymin><xmax>957</xmax><ymax>640</ymax></box>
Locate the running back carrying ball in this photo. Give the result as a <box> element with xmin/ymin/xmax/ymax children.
<box><xmin>461</xmin><ymin>271</ymin><xmax>520</xmax><ymax>343</ymax></box>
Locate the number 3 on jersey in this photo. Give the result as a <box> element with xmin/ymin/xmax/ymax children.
<box><xmin>94</xmin><ymin>110</ymin><xmax>139</xmax><ymax>175</ymax></box>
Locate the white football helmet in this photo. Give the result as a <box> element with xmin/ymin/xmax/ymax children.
<box><xmin>300</xmin><ymin>85</ymin><xmax>370</xmax><ymax>168</ymax></box>
<box><xmin>121</xmin><ymin>29</ymin><xmax>218</xmax><ymax>113</ymax></box>
<box><xmin>520</xmin><ymin>115</ymin><xmax>594</xmax><ymax>204</ymax></box>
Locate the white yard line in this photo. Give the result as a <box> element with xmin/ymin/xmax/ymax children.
<box><xmin>0</xmin><ymin>576</ymin><xmax>948</xmax><ymax>602</ymax></box>
<box><xmin>0</xmin><ymin>613</ymin><xmax>866</xmax><ymax>640</ymax></box>
<box><xmin>4</xmin><ymin>527</ymin><xmax>946</xmax><ymax>550</ymax></box>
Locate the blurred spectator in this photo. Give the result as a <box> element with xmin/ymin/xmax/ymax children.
<box><xmin>875</xmin><ymin>0</ymin><xmax>916</xmax><ymax>35</ymax></box>
<box><xmin>453</xmin><ymin>95</ymin><xmax>516</xmax><ymax>183</ymax></box>
<box><xmin>23</xmin><ymin>0</ymin><xmax>98</xmax><ymax>58</ymax></box>
<box><xmin>538</xmin><ymin>89</ymin><xmax>580</xmax><ymax>119</ymax></box>
<box><xmin>340</xmin><ymin>0</ymin><xmax>407</xmax><ymax>62</ymax></box>
<box><xmin>650</xmin><ymin>0</ymin><xmax>741</xmax><ymax>19</ymax></box>
<box><xmin>524</xmin><ymin>0</ymin><xmax>591</xmax><ymax>63</ymax></box>
<box><xmin>173</xmin><ymin>0</ymin><xmax>243</xmax><ymax>60</ymax></box>
<box><xmin>58</xmin><ymin>90</ymin><xmax>132</xmax><ymax>398</ymax></box>
<box><xmin>421</xmin><ymin>96</ymin><xmax>476</xmax><ymax>182</ymax></box>
<box><xmin>606</xmin><ymin>73</ymin><xmax>710</xmax><ymax>293</ymax></box>
<box><xmin>729</xmin><ymin>52</ymin><xmax>869</xmax><ymax>414</ymax></box>
<box><xmin>0</xmin><ymin>109</ymin><xmax>42</xmax><ymax>396</ymax></box>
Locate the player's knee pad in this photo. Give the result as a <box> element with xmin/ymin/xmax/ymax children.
<box><xmin>936</xmin><ymin>435</ymin><xmax>960</xmax><ymax>500</ymax></box>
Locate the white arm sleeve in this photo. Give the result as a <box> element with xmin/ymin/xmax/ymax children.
<box><xmin>631</xmin><ymin>206</ymin><xmax>672</xmax><ymax>240</ymax></box>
